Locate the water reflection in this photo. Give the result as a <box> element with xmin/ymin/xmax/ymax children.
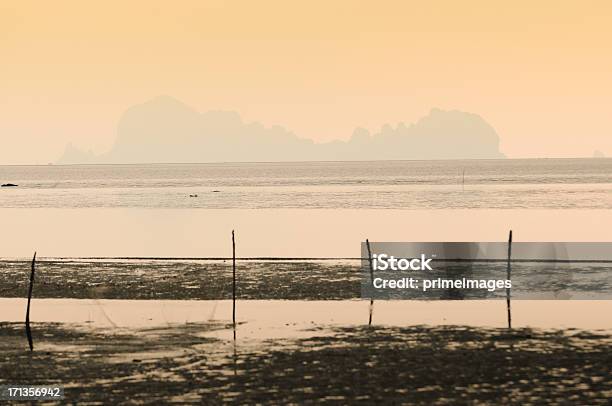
<box><xmin>2</xmin><ymin>298</ymin><xmax>610</xmax><ymax>333</ymax></box>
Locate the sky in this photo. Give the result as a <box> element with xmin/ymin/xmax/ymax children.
<box><xmin>1</xmin><ymin>0</ymin><xmax>611</xmax><ymax>164</ymax></box>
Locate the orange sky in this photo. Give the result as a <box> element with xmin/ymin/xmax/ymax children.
<box><xmin>1</xmin><ymin>0</ymin><xmax>611</xmax><ymax>163</ymax></box>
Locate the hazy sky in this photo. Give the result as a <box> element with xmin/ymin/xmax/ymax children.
<box><xmin>1</xmin><ymin>0</ymin><xmax>611</xmax><ymax>164</ymax></box>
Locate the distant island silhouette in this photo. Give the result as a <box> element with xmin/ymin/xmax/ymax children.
<box><xmin>58</xmin><ymin>96</ymin><xmax>505</xmax><ymax>164</ymax></box>
<box><xmin>593</xmin><ymin>150</ymin><xmax>606</xmax><ymax>158</ymax></box>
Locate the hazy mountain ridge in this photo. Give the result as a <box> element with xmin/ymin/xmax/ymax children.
<box><xmin>58</xmin><ymin>96</ymin><xmax>505</xmax><ymax>164</ymax></box>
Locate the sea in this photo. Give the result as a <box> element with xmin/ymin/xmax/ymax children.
<box><xmin>0</xmin><ymin>158</ymin><xmax>610</xmax><ymax>209</ymax></box>
<box><xmin>1</xmin><ymin>159</ymin><xmax>611</xmax><ymax>330</ymax></box>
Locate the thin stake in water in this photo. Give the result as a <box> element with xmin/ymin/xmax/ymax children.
<box><xmin>366</xmin><ymin>239</ymin><xmax>375</xmax><ymax>326</ymax></box>
<box><xmin>506</xmin><ymin>230</ymin><xmax>513</xmax><ymax>329</ymax></box>
<box><xmin>231</xmin><ymin>231</ymin><xmax>238</xmax><ymax>369</ymax></box>
<box><xmin>232</xmin><ymin>230</ymin><xmax>236</xmax><ymax>330</ymax></box>
<box><xmin>25</xmin><ymin>252</ymin><xmax>36</xmax><ymax>351</ymax></box>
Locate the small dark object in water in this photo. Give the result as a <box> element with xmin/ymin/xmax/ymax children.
<box><xmin>189</xmin><ymin>194</ymin><xmax>198</xmax><ymax>198</ymax></box>
<box><xmin>1</xmin><ymin>183</ymin><xmax>18</xmax><ymax>187</ymax></box>
<box><xmin>212</xmin><ymin>190</ymin><xmax>220</xmax><ymax>193</ymax></box>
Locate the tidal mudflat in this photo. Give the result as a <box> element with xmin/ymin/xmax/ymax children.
<box><xmin>1</xmin><ymin>258</ymin><xmax>611</xmax><ymax>404</ymax></box>
<box><xmin>0</xmin><ymin>260</ymin><xmax>359</xmax><ymax>300</ymax></box>
<box><xmin>2</xmin><ymin>259</ymin><xmax>611</xmax><ymax>300</ymax></box>
<box><xmin>1</xmin><ymin>321</ymin><xmax>610</xmax><ymax>404</ymax></box>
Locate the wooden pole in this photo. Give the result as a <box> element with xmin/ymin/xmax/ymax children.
<box><xmin>25</xmin><ymin>252</ymin><xmax>36</xmax><ymax>351</ymax></box>
<box><xmin>232</xmin><ymin>229</ymin><xmax>238</xmax><ymax>370</ymax></box>
<box><xmin>232</xmin><ymin>230</ymin><xmax>236</xmax><ymax>329</ymax></box>
<box><xmin>506</xmin><ymin>230</ymin><xmax>512</xmax><ymax>329</ymax></box>
<box><xmin>366</xmin><ymin>239</ymin><xmax>375</xmax><ymax>326</ymax></box>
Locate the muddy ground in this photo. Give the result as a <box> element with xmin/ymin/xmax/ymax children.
<box><xmin>3</xmin><ymin>259</ymin><xmax>609</xmax><ymax>301</ymax></box>
<box><xmin>1</xmin><ymin>322</ymin><xmax>610</xmax><ymax>404</ymax></box>
<box><xmin>0</xmin><ymin>260</ymin><xmax>360</xmax><ymax>300</ymax></box>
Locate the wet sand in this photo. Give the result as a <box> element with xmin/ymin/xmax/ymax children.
<box><xmin>1</xmin><ymin>321</ymin><xmax>610</xmax><ymax>404</ymax></box>
<box><xmin>2</xmin><ymin>259</ymin><xmax>610</xmax><ymax>301</ymax></box>
<box><xmin>2</xmin><ymin>258</ymin><xmax>610</xmax><ymax>403</ymax></box>
<box><xmin>0</xmin><ymin>260</ymin><xmax>359</xmax><ymax>300</ymax></box>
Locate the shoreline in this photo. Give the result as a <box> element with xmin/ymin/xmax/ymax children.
<box><xmin>2</xmin><ymin>298</ymin><xmax>611</xmax><ymax>333</ymax></box>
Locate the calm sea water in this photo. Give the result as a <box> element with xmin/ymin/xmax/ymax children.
<box><xmin>0</xmin><ymin>159</ymin><xmax>610</xmax><ymax>209</ymax></box>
